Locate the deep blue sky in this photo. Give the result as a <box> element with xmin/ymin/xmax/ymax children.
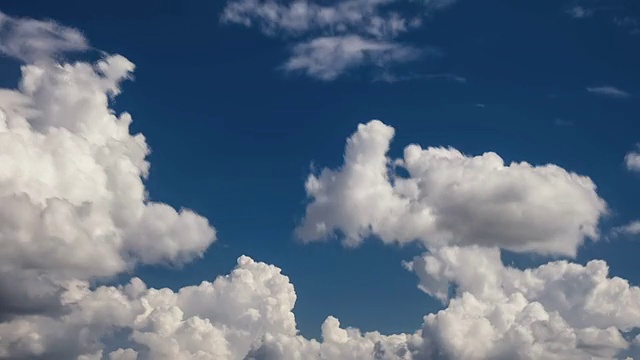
<box><xmin>2</xmin><ymin>0</ymin><xmax>639</xmax><ymax>339</ymax></box>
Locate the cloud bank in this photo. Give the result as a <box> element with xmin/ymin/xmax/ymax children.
<box><xmin>1</xmin><ymin>10</ymin><xmax>639</xmax><ymax>360</ymax></box>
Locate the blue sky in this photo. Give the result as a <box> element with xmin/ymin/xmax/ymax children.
<box><xmin>1</xmin><ymin>0</ymin><xmax>640</xmax><ymax>359</ymax></box>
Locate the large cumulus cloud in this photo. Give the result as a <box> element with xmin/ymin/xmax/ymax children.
<box><xmin>0</xmin><ymin>256</ymin><xmax>296</xmax><ymax>359</ymax></box>
<box><xmin>297</xmin><ymin>120</ymin><xmax>607</xmax><ymax>257</ymax></box>
<box><xmin>0</xmin><ymin>12</ymin><xmax>216</xmax><ymax>317</ymax></box>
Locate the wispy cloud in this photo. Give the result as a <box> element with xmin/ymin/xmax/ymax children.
<box><xmin>0</xmin><ymin>11</ymin><xmax>89</xmax><ymax>63</ymax></box>
<box><xmin>221</xmin><ymin>0</ymin><xmax>456</xmax><ymax>81</ymax></box>
<box><xmin>374</xmin><ymin>71</ymin><xmax>465</xmax><ymax>83</ymax></box>
<box><xmin>566</xmin><ymin>5</ymin><xmax>594</xmax><ymax>19</ymax></box>
<box><xmin>554</xmin><ymin>118</ymin><xmax>573</xmax><ymax>127</ymax></box>
<box><xmin>612</xmin><ymin>220</ymin><xmax>640</xmax><ymax>236</ymax></box>
<box><xmin>586</xmin><ymin>85</ymin><xmax>631</xmax><ymax>98</ymax></box>
<box><xmin>614</xmin><ymin>16</ymin><xmax>640</xmax><ymax>35</ymax></box>
<box><xmin>282</xmin><ymin>35</ymin><xmax>422</xmax><ymax>81</ymax></box>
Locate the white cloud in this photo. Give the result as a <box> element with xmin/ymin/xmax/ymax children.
<box><xmin>221</xmin><ymin>0</ymin><xmax>418</xmax><ymax>39</ymax></box>
<box><xmin>0</xmin><ymin>11</ymin><xmax>89</xmax><ymax>63</ymax></box>
<box><xmin>0</xmin><ymin>18</ymin><xmax>216</xmax><ymax>317</ymax></box>
<box><xmin>586</xmin><ymin>86</ymin><xmax>631</xmax><ymax>98</ymax></box>
<box><xmin>221</xmin><ymin>0</ymin><xmax>452</xmax><ymax>80</ymax></box>
<box><xmin>613</xmin><ymin>220</ymin><xmax>640</xmax><ymax>236</ymax></box>
<box><xmin>283</xmin><ymin>35</ymin><xmax>421</xmax><ymax>81</ymax></box>
<box><xmin>405</xmin><ymin>245</ymin><xmax>640</xmax><ymax>359</ymax></box>
<box><xmin>0</xmin><ymin>256</ymin><xmax>297</xmax><ymax>359</ymax></box>
<box><xmin>7</xmin><ymin>248</ymin><xmax>637</xmax><ymax>360</ymax></box>
<box><xmin>625</xmin><ymin>148</ymin><xmax>640</xmax><ymax>172</ymax></box>
<box><xmin>297</xmin><ymin>120</ymin><xmax>607</xmax><ymax>256</ymax></box>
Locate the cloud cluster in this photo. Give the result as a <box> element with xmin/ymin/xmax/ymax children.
<box><xmin>403</xmin><ymin>245</ymin><xmax>640</xmax><ymax>359</ymax></box>
<box><xmin>2</xmin><ymin>10</ymin><xmax>640</xmax><ymax>360</ymax></box>
<box><xmin>220</xmin><ymin>0</ymin><xmax>453</xmax><ymax>80</ymax></box>
<box><xmin>297</xmin><ymin>120</ymin><xmax>607</xmax><ymax>257</ymax></box>
<box><xmin>0</xmin><ymin>256</ymin><xmax>297</xmax><ymax>359</ymax></box>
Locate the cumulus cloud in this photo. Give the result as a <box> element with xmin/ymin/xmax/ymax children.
<box><xmin>5</xmin><ymin>250</ymin><xmax>639</xmax><ymax>359</ymax></box>
<box><xmin>243</xmin><ymin>245</ymin><xmax>640</xmax><ymax>360</ymax></box>
<box><xmin>220</xmin><ymin>0</ymin><xmax>451</xmax><ymax>80</ymax></box>
<box><xmin>405</xmin><ymin>245</ymin><xmax>640</xmax><ymax>359</ymax></box>
<box><xmin>297</xmin><ymin>120</ymin><xmax>607</xmax><ymax>256</ymax></box>
<box><xmin>0</xmin><ymin>11</ymin><xmax>89</xmax><ymax>63</ymax></box>
<box><xmin>0</xmin><ymin>256</ymin><xmax>297</xmax><ymax>359</ymax></box>
<box><xmin>587</xmin><ymin>86</ymin><xmax>631</xmax><ymax>98</ymax></box>
<box><xmin>0</xmin><ymin>15</ymin><xmax>216</xmax><ymax>317</ymax></box>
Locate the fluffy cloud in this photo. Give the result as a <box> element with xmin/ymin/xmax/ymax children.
<box><xmin>405</xmin><ymin>245</ymin><xmax>640</xmax><ymax>359</ymax></box>
<box><xmin>0</xmin><ymin>256</ymin><xmax>297</xmax><ymax>359</ymax></box>
<box><xmin>221</xmin><ymin>0</ymin><xmax>451</xmax><ymax>80</ymax></box>
<box><xmin>0</xmin><ymin>13</ymin><xmax>216</xmax><ymax>318</ymax></box>
<box><xmin>5</xmin><ymin>250</ymin><xmax>638</xmax><ymax>359</ymax></box>
<box><xmin>297</xmin><ymin>120</ymin><xmax>607</xmax><ymax>256</ymax></box>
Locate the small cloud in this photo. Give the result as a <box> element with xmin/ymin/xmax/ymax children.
<box><xmin>474</xmin><ymin>103</ymin><xmax>486</xmax><ymax>108</ymax></box>
<box><xmin>612</xmin><ymin>220</ymin><xmax>640</xmax><ymax>236</ymax></box>
<box><xmin>625</xmin><ymin>147</ymin><xmax>640</xmax><ymax>172</ymax></box>
<box><xmin>0</xmin><ymin>11</ymin><xmax>89</xmax><ymax>63</ymax></box>
<box><xmin>554</xmin><ymin>118</ymin><xmax>573</xmax><ymax>127</ymax></box>
<box><xmin>586</xmin><ymin>86</ymin><xmax>631</xmax><ymax>98</ymax></box>
<box><xmin>566</xmin><ymin>6</ymin><xmax>594</xmax><ymax>19</ymax></box>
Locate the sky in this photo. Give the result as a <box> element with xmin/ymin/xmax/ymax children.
<box><xmin>0</xmin><ymin>0</ymin><xmax>639</xmax><ymax>359</ymax></box>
